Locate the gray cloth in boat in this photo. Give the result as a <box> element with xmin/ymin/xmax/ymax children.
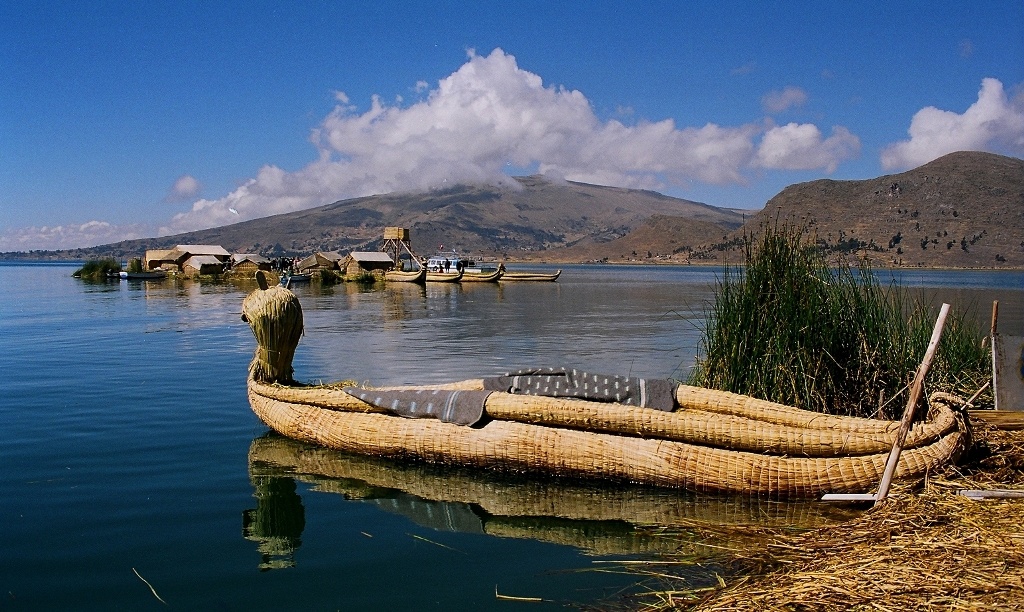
<box><xmin>483</xmin><ymin>367</ymin><xmax>679</xmax><ymax>412</ymax></box>
<box><xmin>342</xmin><ymin>387</ymin><xmax>493</xmax><ymax>426</ymax></box>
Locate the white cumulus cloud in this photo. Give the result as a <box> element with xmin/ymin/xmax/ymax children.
<box><xmin>160</xmin><ymin>48</ymin><xmax>858</xmax><ymax>236</ymax></box>
<box><xmin>0</xmin><ymin>220</ymin><xmax>152</xmax><ymax>252</ymax></box>
<box><xmin>166</xmin><ymin>174</ymin><xmax>202</xmax><ymax>201</ymax></box>
<box><xmin>881</xmin><ymin>78</ymin><xmax>1024</xmax><ymax>170</ymax></box>
<box><xmin>756</xmin><ymin>123</ymin><xmax>861</xmax><ymax>173</ymax></box>
<box><xmin>762</xmin><ymin>86</ymin><xmax>808</xmax><ymax>114</ymax></box>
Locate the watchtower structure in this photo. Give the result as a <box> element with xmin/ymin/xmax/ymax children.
<box><xmin>380</xmin><ymin>227</ymin><xmax>421</xmax><ymax>269</ymax></box>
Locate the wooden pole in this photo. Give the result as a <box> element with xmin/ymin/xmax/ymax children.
<box><xmin>873</xmin><ymin>303</ymin><xmax>950</xmax><ymax>507</ymax></box>
<box><xmin>991</xmin><ymin>300</ymin><xmax>999</xmax><ymax>411</ymax></box>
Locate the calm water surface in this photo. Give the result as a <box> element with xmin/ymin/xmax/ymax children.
<box><xmin>1</xmin><ymin>263</ymin><xmax>1021</xmax><ymax>610</ymax></box>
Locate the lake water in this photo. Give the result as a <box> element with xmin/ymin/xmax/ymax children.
<box><xmin>1</xmin><ymin>262</ymin><xmax>1021</xmax><ymax>610</ymax></box>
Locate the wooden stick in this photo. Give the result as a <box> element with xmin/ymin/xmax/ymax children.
<box><xmin>991</xmin><ymin>300</ymin><xmax>999</xmax><ymax>411</ymax></box>
<box><xmin>958</xmin><ymin>489</ymin><xmax>1024</xmax><ymax>499</ymax></box>
<box><xmin>965</xmin><ymin>381</ymin><xmax>990</xmax><ymax>408</ymax></box>
<box><xmin>874</xmin><ymin>303</ymin><xmax>950</xmax><ymax>507</ymax></box>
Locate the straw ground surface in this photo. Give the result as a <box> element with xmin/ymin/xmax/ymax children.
<box><xmin>612</xmin><ymin>420</ymin><xmax>1024</xmax><ymax>612</ymax></box>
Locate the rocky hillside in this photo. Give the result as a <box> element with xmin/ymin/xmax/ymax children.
<box><xmin>24</xmin><ymin>176</ymin><xmax>744</xmax><ymax>262</ymax></box>
<box><xmin>733</xmin><ymin>151</ymin><xmax>1024</xmax><ymax>268</ymax></box>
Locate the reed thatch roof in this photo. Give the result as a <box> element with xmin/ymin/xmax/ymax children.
<box><xmin>231</xmin><ymin>253</ymin><xmax>270</xmax><ymax>264</ymax></box>
<box><xmin>296</xmin><ymin>251</ymin><xmax>345</xmax><ymax>272</ymax></box>
<box><xmin>167</xmin><ymin>244</ymin><xmax>231</xmax><ymax>265</ymax></box>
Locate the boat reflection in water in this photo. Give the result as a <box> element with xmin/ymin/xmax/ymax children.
<box><xmin>243</xmin><ymin>433</ymin><xmax>858</xmax><ymax>570</ymax></box>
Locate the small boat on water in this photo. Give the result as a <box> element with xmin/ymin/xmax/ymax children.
<box><xmin>425</xmin><ymin>269</ymin><xmax>463</xmax><ymax>283</ymax></box>
<box><xmin>426</xmin><ymin>251</ymin><xmax>501</xmax><ymax>273</ymax></box>
<box><xmin>459</xmin><ymin>269</ymin><xmax>503</xmax><ymax>282</ymax></box>
<box><xmin>119</xmin><ymin>270</ymin><xmax>167</xmax><ymax>280</ymax></box>
<box><xmin>500</xmin><ymin>269</ymin><xmax>561</xmax><ymax>282</ymax></box>
<box><xmin>241</xmin><ymin>276</ymin><xmax>970</xmax><ymax>499</ymax></box>
<box><xmin>384</xmin><ymin>267</ymin><xmax>426</xmax><ymax>283</ymax></box>
<box><xmin>279</xmin><ymin>272</ymin><xmax>311</xmax><ymax>287</ymax></box>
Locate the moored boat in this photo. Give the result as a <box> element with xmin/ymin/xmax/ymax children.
<box><xmin>280</xmin><ymin>272</ymin><xmax>311</xmax><ymax>285</ymax></box>
<box><xmin>384</xmin><ymin>267</ymin><xmax>426</xmax><ymax>283</ymax></box>
<box><xmin>119</xmin><ymin>270</ymin><xmax>167</xmax><ymax>280</ymax></box>
<box><xmin>425</xmin><ymin>269</ymin><xmax>463</xmax><ymax>283</ymax></box>
<box><xmin>241</xmin><ymin>278</ymin><xmax>970</xmax><ymax>499</ymax></box>
<box><xmin>425</xmin><ymin>250</ymin><xmax>501</xmax><ymax>274</ymax></box>
<box><xmin>499</xmin><ymin>269</ymin><xmax>561</xmax><ymax>282</ymax></box>
<box><xmin>459</xmin><ymin>269</ymin><xmax>503</xmax><ymax>282</ymax></box>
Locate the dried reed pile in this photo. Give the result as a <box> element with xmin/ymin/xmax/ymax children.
<box><xmin>620</xmin><ymin>422</ymin><xmax>1024</xmax><ymax>611</ymax></box>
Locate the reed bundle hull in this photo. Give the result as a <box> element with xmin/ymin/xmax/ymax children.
<box><xmin>384</xmin><ymin>268</ymin><xmax>426</xmax><ymax>283</ymax></box>
<box><xmin>499</xmin><ymin>269</ymin><xmax>560</xmax><ymax>281</ymax></box>
<box><xmin>247</xmin><ymin>380</ymin><xmax>968</xmax><ymax>498</ymax></box>
<box><xmin>459</xmin><ymin>270</ymin><xmax>503</xmax><ymax>282</ymax></box>
<box><xmin>424</xmin><ymin>270</ymin><xmax>463</xmax><ymax>282</ymax></box>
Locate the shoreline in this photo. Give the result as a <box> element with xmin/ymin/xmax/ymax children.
<box><xmin>3</xmin><ymin>256</ymin><xmax>1023</xmax><ymax>273</ymax></box>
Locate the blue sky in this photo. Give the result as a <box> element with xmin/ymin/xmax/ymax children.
<box><xmin>2</xmin><ymin>1</ymin><xmax>1022</xmax><ymax>251</ymax></box>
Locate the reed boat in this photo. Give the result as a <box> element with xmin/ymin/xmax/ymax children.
<box><xmin>384</xmin><ymin>267</ymin><xmax>426</xmax><ymax>283</ymax></box>
<box><xmin>499</xmin><ymin>269</ymin><xmax>561</xmax><ymax>281</ymax></box>
<box><xmin>459</xmin><ymin>269</ymin><xmax>503</xmax><ymax>282</ymax></box>
<box><xmin>119</xmin><ymin>270</ymin><xmax>167</xmax><ymax>280</ymax></box>
<box><xmin>242</xmin><ymin>277</ymin><xmax>971</xmax><ymax>499</ymax></box>
<box><xmin>424</xmin><ymin>269</ymin><xmax>463</xmax><ymax>283</ymax></box>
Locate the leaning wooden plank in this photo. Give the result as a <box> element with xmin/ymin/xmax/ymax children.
<box><xmin>821</xmin><ymin>493</ymin><xmax>877</xmax><ymax>502</ymax></box>
<box><xmin>874</xmin><ymin>303</ymin><xmax>950</xmax><ymax>507</ymax></box>
<box><xmin>968</xmin><ymin>410</ymin><xmax>1024</xmax><ymax>431</ymax></box>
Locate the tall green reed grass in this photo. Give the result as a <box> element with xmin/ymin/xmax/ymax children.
<box><xmin>72</xmin><ymin>258</ymin><xmax>121</xmax><ymax>280</ymax></box>
<box><xmin>688</xmin><ymin>226</ymin><xmax>989</xmax><ymax>418</ymax></box>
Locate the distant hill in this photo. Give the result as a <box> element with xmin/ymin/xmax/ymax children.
<box><xmin>542</xmin><ymin>213</ymin><xmax>751</xmax><ymax>263</ymax></box>
<box><xmin>6</xmin><ymin>151</ymin><xmax>1021</xmax><ymax>268</ymax></box>
<box><xmin>732</xmin><ymin>151</ymin><xmax>1024</xmax><ymax>268</ymax></box>
<box><xmin>9</xmin><ymin>176</ymin><xmax>744</xmax><ymax>262</ymax></box>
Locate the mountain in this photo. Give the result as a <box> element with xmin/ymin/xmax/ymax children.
<box><xmin>6</xmin><ymin>151</ymin><xmax>1021</xmax><ymax>268</ymax></box>
<box><xmin>733</xmin><ymin>151</ymin><xmax>1024</xmax><ymax>268</ymax></box>
<box><xmin>13</xmin><ymin>176</ymin><xmax>744</xmax><ymax>262</ymax></box>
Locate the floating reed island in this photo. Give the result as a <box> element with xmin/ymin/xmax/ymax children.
<box><xmin>241</xmin><ymin>269</ymin><xmax>971</xmax><ymax>499</ymax></box>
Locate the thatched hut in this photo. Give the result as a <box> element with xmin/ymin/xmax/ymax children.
<box><xmin>183</xmin><ymin>255</ymin><xmax>226</xmax><ymax>276</ymax></box>
<box><xmin>143</xmin><ymin>249</ymin><xmax>177</xmax><ymax>271</ymax></box>
<box><xmin>231</xmin><ymin>254</ymin><xmax>272</xmax><ymax>275</ymax></box>
<box><xmin>296</xmin><ymin>251</ymin><xmax>344</xmax><ymax>273</ymax></box>
<box><xmin>159</xmin><ymin>245</ymin><xmax>231</xmax><ymax>272</ymax></box>
<box><xmin>341</xmin><ymin>252</ymin><xmax>395</xmax><ymax>276</ymax></box>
